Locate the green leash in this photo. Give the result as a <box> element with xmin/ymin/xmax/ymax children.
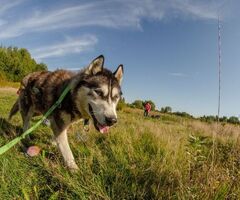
<box><xmin>0</xmin><ymin>85</ymin><xmax>71</xmax><ymax>155</ymax></box>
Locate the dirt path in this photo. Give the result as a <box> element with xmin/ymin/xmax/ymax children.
<box><xmin>0</xmin><ymin>87</ymin><xmax>17</xmax><ymax>93</ymax></box>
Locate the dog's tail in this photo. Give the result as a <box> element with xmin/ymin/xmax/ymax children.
<box><xmin>8</xmin><ymin>98</ymin><xmax>19</xmax><ymax>120</ymax></box>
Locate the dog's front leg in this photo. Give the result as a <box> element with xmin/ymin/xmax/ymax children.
<box><xmin>55</xmin><ymin>129</ymin><xmax>79</xmax><ymax>170</ymax></box>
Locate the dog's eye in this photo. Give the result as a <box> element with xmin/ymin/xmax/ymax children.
<box><xmin>94</xmin><ymin>89</ymin><xmax>103</xmax><ymax>97</ymax></box>
<box><xmin>112</xmin><ymin>94</ymin><xmax>120</xmax><ymax>101</ymax></box>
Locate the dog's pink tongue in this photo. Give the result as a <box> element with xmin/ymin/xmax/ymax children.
<box><xmin>99</xmin><ymin>125</ymin><xmax>109</xmax><ymax>134</ymax></box>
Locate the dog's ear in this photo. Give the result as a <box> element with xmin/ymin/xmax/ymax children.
<box><xmin>114</xmin><ymin>64</ymin><xmax>123</xmax><ymax>85</ymax></box>
<box><xmin>85</xmin><ymin>55</ymin><xmax>104</xmax><ymax>75</ymax></box>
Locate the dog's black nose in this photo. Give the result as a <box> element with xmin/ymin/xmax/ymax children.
<box><xmin>105</xmin><ymin>117</ymin><xmax>117</xmax><ymax>126</ymax></box>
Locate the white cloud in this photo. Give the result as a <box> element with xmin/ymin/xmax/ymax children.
<box><xmin>0</xmin><ymin>0</ymin><xmax>25</xmax><ymax>27</ymax></box>
<box><xmin>0</xmin><ymin>0</ymin><xmax>25</xmax><ymax>14</ymax></box>
<box><xmin>30</xmin><ymin>35</ymin><xmax>98</xmax><ymax>60</ymax></box>
<box><xmin>0</xmin><ymin>0</ymin><xmax>226</xmax><ymax>39</ymax></box>
<box><xmin>168</xmin><ymin>72</ymin><xmax>188</xmax><ymax>77</ymax></box>
<box><xmin>170</xmin><ymin>0</ymin><xmax>223</xmax><ymax>20</ymax></box>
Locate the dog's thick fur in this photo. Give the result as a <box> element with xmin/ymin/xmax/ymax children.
<box><xmin>9</xmin><ymin>55</ymin><xmax>123</xmax><ymax>170</ymax></box>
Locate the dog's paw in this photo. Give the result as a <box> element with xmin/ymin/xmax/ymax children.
<box><xmin>67</xmin><ymin>161</ymin><xmax>79</xmax><ymax>171</ymax></box>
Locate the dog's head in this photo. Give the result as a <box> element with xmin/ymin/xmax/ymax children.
<box><xmin>75</xmin><ymin>55</ymin><xmax>123</xmax><ymax>133</ymax></box>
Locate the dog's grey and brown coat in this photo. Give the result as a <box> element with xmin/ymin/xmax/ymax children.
<box><xmin>9</xmin><ymin>55</ymin><xmax>124</xmax><ymax>170</ymax></box>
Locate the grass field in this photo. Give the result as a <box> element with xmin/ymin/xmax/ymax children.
<box><xmin>0</xmin><ymin>88</ymin><xmax>240</xmax><ymax>199</ymax></box>
<box><xmin>0</xmin><ymin>81</ymin><xmax>20</xmax><ymax>88</ymax></box>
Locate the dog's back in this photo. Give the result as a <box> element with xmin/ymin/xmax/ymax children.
<box><xmin>9</xmin><ymin>70</ymin><xmax>75</xmax><ymax>120</ymax></box>
<box><xmin>23</xmin><ymin>70</ymin><xmax>75</xmax><ymax>113</ymax></box>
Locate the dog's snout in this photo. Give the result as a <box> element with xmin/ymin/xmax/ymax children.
<box><xmin>105</xmin><ymin>116</ymin><xmax>117</xmax><ymax>126</ymax></box>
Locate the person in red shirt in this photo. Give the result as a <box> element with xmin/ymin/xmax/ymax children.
<box><xmin>144</xmin><ymin>102</ymin><xmax>151</xmax><ymax>117</ymax></box>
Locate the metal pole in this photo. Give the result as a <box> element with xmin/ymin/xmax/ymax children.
<box><xmin>217</xmin><ymin>16</ymin><xmax>221</xmax><ymax>122</ymax></box>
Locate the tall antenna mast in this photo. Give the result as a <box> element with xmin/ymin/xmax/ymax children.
<box><xmin>217</xmin><ymin>15</ymin><xmax>221</xmax><ymax>122</ymax></box>
<box><xmin>212</xmin><ymin>15</ymin><xmax>222</xmax><ymax>171</ymax></box>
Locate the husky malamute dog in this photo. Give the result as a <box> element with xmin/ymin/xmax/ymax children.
<box><xmin>9</xmin><ymin>55</ymin><xmax>123</xmax><ymax>170</ymax></box>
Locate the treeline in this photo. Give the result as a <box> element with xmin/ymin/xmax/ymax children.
<box><xmin>200</xmin><ymin>115</ymin><xmax>240</xmax><ymax>124</ymax></box>
<box><xmin>0</xmin><ymin>47</ymin><xmax>47</xmax><ymax>82</ymax></box>
<box><xmin>119</xmin><ymin>99</ymin><xmax>240</xmax><ymax>125</ymax></box>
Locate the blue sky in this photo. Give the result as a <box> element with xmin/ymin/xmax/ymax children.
<box><xmin>0</xmin><ymin>0</ymin><xmax>240</xmax><ymax>117</ymax></box>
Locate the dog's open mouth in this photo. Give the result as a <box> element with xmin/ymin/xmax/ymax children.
<box><xmin>88</xmin><ymin>104</ymin><xmax>109</xmax><ymax>134</ymax></box>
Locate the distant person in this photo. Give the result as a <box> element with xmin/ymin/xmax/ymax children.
<box><xmin>144</xmin><ymin>102</ymin><xmax>151</xmax><ymax>117</ymax></box>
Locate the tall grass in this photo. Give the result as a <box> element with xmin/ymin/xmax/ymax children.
<box><xmin>0</xmin><ymin>90</ymin><xmax>240</xmax><ymax>199</ymax></box>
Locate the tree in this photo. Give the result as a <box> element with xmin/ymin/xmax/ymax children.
<box><xmin>132</xmin><ymin>100</ymin><xmax>144</xmax><ymax>109</ymax></box>
<box><xmin>200</xmin><ymin>115</ymin><xmax>217</xmax><ymax>123</ymax></box>
<box><xmin>161</xmin><ymin>106</ymin><xmax>172</xmax><ymax>113</ymax></box>
<box><xmin>227</xmin><ymin>116</ymin><xmax>239</xmax><ymax>124</ymax></box>
<box><xmin>219</xmin><ymin>116</ymin><xmax>228</xmax><ymax>123</ymax></box>
<box><xmin>35</xmin><ymin>63</ymin><xmax>47</xmax><ymax>71</ymax></box>
<box><xmin>0</xmin><ymin>46</ymin><xmax>48</xmax><ymax>82</ymax></box>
